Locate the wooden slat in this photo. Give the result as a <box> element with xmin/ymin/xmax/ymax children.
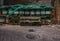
<box><xmin>20</xmin><ymin>17</ymin><xmax>41</xmax><ymax>19</ymax></box>
<box><xmin>20</xmin><ymin>19</ymin><xmax>41</xmax><ymax>22</ymax></box>
<box><xmin>20</xmin><ymin>21</ymin><xmax>41</xmax><ymax>22</ymax></box>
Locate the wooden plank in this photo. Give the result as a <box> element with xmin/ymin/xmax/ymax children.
<box><xmin>20</xmin><ymin>21</ymin><xmax>41</xmax><ymax>22</ymax></box>
<box><xmin>20</xmin><ymin>20</ymin><xmax>41</xmax><ymax>22</ymax></box>
<box><xmin>20</xmin><ymin>17</ymin><xmax>41</xmax><ymax>19</ymax></box>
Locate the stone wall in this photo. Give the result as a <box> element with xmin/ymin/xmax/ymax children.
<box><xmin>32</xmin><ymin>0</ymin><xmax>51</xmax><ymax>5</ymax></box>
<box><xmin>4</xmin><ymin>0</ymin><xmax>52</xmax><ymax>5</ymax></box>
<box><xmin>0</xmin><ymin>0</ymin><xmax>4</xmax><ymax>6</ymax></box>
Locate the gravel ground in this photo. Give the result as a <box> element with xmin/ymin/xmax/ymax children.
<box><xmin>0</xmin><ymin>25</ymin><xmax>60</xmax><ymax>41</ymax></box>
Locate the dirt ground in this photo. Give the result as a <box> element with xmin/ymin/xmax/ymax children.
<box><xmin>0</xmin><ymin>25</ymin><xmax>60</xmax><ymax>41</ymax></box>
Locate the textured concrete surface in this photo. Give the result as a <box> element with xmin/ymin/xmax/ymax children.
<box><xmin>0</xmin><ymin>25</ymin><xmax>60</xmax><ymax>41</ymax></box>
